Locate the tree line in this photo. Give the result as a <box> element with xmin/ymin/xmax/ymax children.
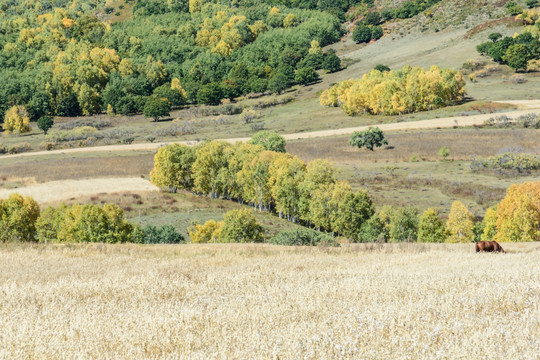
<box><xmin>319</xmin><ymin>65</ymin><xmax>466</xmax><ymax>116</ymax></box>
<box><xmin>0</xmin><ymin>178</ymin><xmax>538</xmax><ymax>244</ymax></box>
<box><xmin>476</xmin><ymin>25</ymin><xmax>540</xmax><ymax>72</ymax></box>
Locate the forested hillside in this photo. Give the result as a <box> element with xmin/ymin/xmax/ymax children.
<box><xmin>0</xmin><ymin>0</ymin><xmax>354</xmax><ymax>121</ymax></box>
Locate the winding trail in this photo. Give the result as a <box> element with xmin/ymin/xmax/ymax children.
<box><xmin>3</xmin><ymin>100</ymin><xmax>540</xmax><ymax>160</ymax></box>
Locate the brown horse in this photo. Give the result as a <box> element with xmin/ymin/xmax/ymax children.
<box><xmin>476</xmin><ymin>241</ymin><xmax>505</xmax><ymax>253</ymax></box>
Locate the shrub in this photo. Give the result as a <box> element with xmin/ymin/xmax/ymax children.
<box><xmin>135</xmin><ymin>225</ymin><xmax>185</xmax><ymax>244</ymax></box>
<box><xmin>7</xmin><ymin>143</ymin><xmax>31</xmax><ymax>154</ymax></box>
<box><xmin>270</xmin><ymin>228</ymin><xmax>337</xmax><ymax>246</ymax></box>
<box><xmin>248</xmin><ymin>131</ymin><xmax>286</xmax><ymax>153</ymax></box>
<box><xmin>55</xmin><ymin>118</ymin><xmax>110</xmax><ymax>130</ymax></box>
<box><xmin>188</xmin><ymin>219</ymin><xmax>223</xmax><ymax>243</ymax></box>
<box><xmin>374</xmin><ymin>64</ymin><xmax>390</xmax><ymax>72</ymax></box>
<box><xmin>438</xmin><ymin>146</ymin><xmax>450</xmax><ymax>160</ymax></box>
<box><xmin>295</xmin><ymin>67</ymin><xmax>320</xmax><ymax>85</ymax></box>
<box><xmin>371</xmin><ymin>25</ymin><xmax>383</xmax><ymax>40</ymax></box>
<box><xmin>353</xmin><ymin>24</ymin><xmax>372</xmax><ymax>43</ymax></box>
<box><xmin>220</xmin><ymin>209</ymin><xmax>264</xmax><ymax>243</ymax></box>
<box><xmin>240</xmin><ymin>108</ymin><xmax>261</xmax><ymax>124</ymax></box>
<box><xmin>472</xmin><ymin>152</ymin><xmax>540</xmax><ymax>174</ymax></box>
<box><xmin>46</xmin><ymin>126</ymin><xmax>99</xmax><ymax>142</ymax></box>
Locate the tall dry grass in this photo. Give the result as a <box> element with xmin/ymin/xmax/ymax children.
<box><xmin>0</xmin><ymin>243</ymin><xmax>538</xmax><ymax>359</ymax></box>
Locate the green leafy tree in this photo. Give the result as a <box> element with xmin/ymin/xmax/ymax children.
<box><xmin>353</xmin><ymin>24</ymin><xmax>372</xmax><ymax>44</ymax></box>
<box><xmin>418</xmin><ymin>208</ymin><xmax>446</xmax><ymax>243</ymax></box>
<box><xmin>268</xmin><ymin>73</ymin><xmax>289</xmax><ymax>94</ymax></box>
<box><xmin>295</xmin><ymin>67</ymin><xmax>320</xmax><ymax>85</ymax></box>
<box><xmin>220</xmin><ymin>209</ymin><xmax>264</xmax><ymax>243</ymax></box>
<box><xmin>364</xmin><ymin>12</ymin><xmax>381</xmax><ymax>25</ymax></box>
<box><xmin>196</xmin><ymin>83</ymin><xmax>223</xmax><ymax>105</ymax></box>
<box><xmin>270</xmin><ymin>228</ymin><xmax>336</xmax><ymax>246</ymax></box>
<box><xmin>322</xmin><ymin>52</ymin><xmax>341</xmax><ymax>73</ymax></box>
<box><xmin>504</xmin><ymin>44</ymin><xmax>531</xmax><ymax>72</ymax></box>
<box><xmin>389</xmin><ymin>207</ymin><xmax>419</xmax><ymax>242</ymax></box>
<box><xmin>144</xmin><ymin>97</ymin><xmax>170</xmax><ymax>122</ymax></box>
<box><xmin>359</xmin><ymin>214</ymin><xmax>389</xmax><ymax>243</ymax></box>
<box><xmin>249</xmin><ymin>131</ymin><xmax>286</xmax><ymax>153</ymax></box>
<box><xmin>349</xmin><ymin>127</ymin><xmax>388</xmax><ymax>151</ymax></box>
<box><xmin>37</xmin><ymin>116</ymin><xmax>54</xmax><ymax>135</ymax></box>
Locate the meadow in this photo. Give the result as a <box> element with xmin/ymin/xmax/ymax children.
<box><xmin>0</xmin><ymin>242</ymin><xmax>538</xmax><ymax>359</ymax></box>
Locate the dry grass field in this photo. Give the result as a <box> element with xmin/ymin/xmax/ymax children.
<box><xmin>1</xmin><ymin>243</ymin><xmax>538</xmax><ymax>359</ymax></box>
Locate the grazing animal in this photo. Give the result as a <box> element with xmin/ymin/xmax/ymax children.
<box><xmin>475</xmin><ymin>241</ymin><xmax>505</xmax><ymax>253</ymax></box>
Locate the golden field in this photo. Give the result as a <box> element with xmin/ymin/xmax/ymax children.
<box><xmin>0</xmin><ymin>243</ymin><xmax>539</xmax><ymax>359</ymax></box>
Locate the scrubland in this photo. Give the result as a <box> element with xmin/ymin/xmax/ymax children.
<box><xmin>1</xmin><ymin>243</ymin><xmax>538</xmax><ymax>359</ymax></box>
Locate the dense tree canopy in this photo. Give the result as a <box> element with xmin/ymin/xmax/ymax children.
<box><xmin>0</xmin><ymin>0</ymin><xmax>344</xmax><ymax>123</ymax></box>
<box><xmin>320</xmin><ymin>65</ymin><xmax>466</xmax><ymax>116</ymax></box>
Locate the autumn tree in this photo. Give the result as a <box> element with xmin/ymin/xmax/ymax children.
<box><xmin>220</xmin><ymin>209</ymin><xmax>264</xmax><ymax>243</ymax></box>
<box><xmin>418</xmin><ymin>208</ymin><xmax>446</xmax><ymax>243</ymax></box>
<box><xmin>150</xmin><ymin>144</ymin><xmax>196</xmax><ymax>192</ymax></box>
<box><xmin>192</xmin><ymin>141</ymin><xmax>232</xmax><ymax>198</ymax></box>
<box><xmin>446</xmin><ymin>201</ymin><xmax>475</xmax><ymax>243</ymax></box>
<box><xmin>269</xmin><ymin>155</ymin><xmax>305</xmax><ymax>221</ymax></box>
<box><xmin>249</xmin><ymin>131</ymin><xmax>286</xmax><ymax>153</ymax></box>
<box><xmin>188</xmin><ymin>219</ymin><xmax>224</xmax><ymax>243</ymax></box>
<box><xmin>3</xmin><ymin>106</ymin><xmax>31</xmax><ymax>134</ymax></box>
<box><xmin>480</xmin><ymin>206</ymin><xmax>498</xmax><ymax>242</ymax></box>
<box><xmin>0</xmin><ymin>193</ymin><xmax>40</xmax><ymax>242</ymax></box>
<box><xmin>495</xmin><ymin>182</ymin><xmax>540</xmax><ymax>242</ymax></box>
<box><xmin>349</xmin><ymin>127</ymin><xmax>388</xmax><ymax>151</ymax></box>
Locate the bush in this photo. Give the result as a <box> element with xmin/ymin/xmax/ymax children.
<box><xmin>371</xmin><ymin>25</ymin><xmax>383</xmax><ymax>40</ymax></box>
<box><xmin>55</xmin><ymin>118</ymin><xmax>110</xmax><ymax>130</ymax></box>
<box><xmin>135</xmin><ymin>225</ymin><xmax>185</xmax><ymax>244</ymax></box>
<box><xmin>472</xmin><ymin>152</ymin><xmax>540</xmax><ymax>174</ymax></box>
<box><xmin>374</xmin><ymin>64</ymin><xmax>390</xmax><ymax>72</ymax></box>
<box><xmin>220</xmin><ymin>209</ymin><xmax>264</xmax><ymax>243</ymax></box>
<box><xmin>353</xmin><ymin>24</ymin><xmax>372</xmax><ymax>43</ymax></box>
<box><xmin>47</xmin><ymin>126</ymin><xmax>99</xmax><ymax>142</ymax></box>
<box><xmin>7</xmin><ymin>143</ymin><xmax>32</xmax><ymax>154</ymax></box>
<box><xmin>270</xmin><ymin>228</ymin><xmax>338</xmax><ymax>246</ymax></box>
<box><xmin>295</xmin><ymin>67</ymin><xmax>320</xmax><ymax>85</ymax></box>
<box><xmin>359</xmin><ymin>215</ymin><xmax>389</xmax><ymax>242</ymax></box>
<box><xmin>248</xmin><ymin>131</ymin><xmax>286</xmax><ymax>152</ymax></box>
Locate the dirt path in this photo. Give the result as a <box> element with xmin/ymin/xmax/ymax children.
<box><xmin>2</xmin><ymin>100</ymin><xmax>539</xmax><ymax>160</ymax></box>
<box><xmin>0</xmin><ymin>177</ymin><xmax>158</xmax><ymax>203</ymax></box>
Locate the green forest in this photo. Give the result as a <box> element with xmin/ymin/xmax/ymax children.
<box><xmin>0</xmin><ymin>0</ymin><xmax>357</xmax><ymax>122</ymax></box>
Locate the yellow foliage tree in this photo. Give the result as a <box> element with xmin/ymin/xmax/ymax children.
<box><xmin>495</xmin><ymin>182</ymin><xmax>540</xmax><ymax>242</ymax></box>
<box><xmin>320</xmin><ymin>65</ymin><xmax>466</xmax><ymax>116</ymax></box>
<box><xmin>0</xmin><ymin>193</ymin><xmax>40</xmax><ymax>242</ymax></box>
<box><xmin>283</xmin><ymin>13</ymin><xmax>297</xmax><ymax>28</ymax></box>
<box><xmin>188</xmin><ymin>219</ymin><xmax>224</xmax><ymax>243</ymax></box>
<box><xmin>481</xmin><ymin>207</ymin><xmax>498</xmax><ymax>242</ymax></box>
<box><xmin>3</xmin><ymin>105</ymin><xmax>31</xmax><ymax>134</ymax></box>
<box><xmin>446</xmin><ymin>201</ymin><xmax>475</xmax><ymax>243</ymax></box>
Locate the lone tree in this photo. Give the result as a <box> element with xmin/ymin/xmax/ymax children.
<box><xmin>349</xmin><ymin>127</ymin><xmax>388</xmax><ymax>151</ymax></box>
<box><xmin>37</xmin><ymin>116</ymin><xmax>54</xmax><ymax>135</ymax></box>
<box><xmin>144</xmin><ymin>97</ymin><xmax>170</xmax><ymax>122</ymax></box>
